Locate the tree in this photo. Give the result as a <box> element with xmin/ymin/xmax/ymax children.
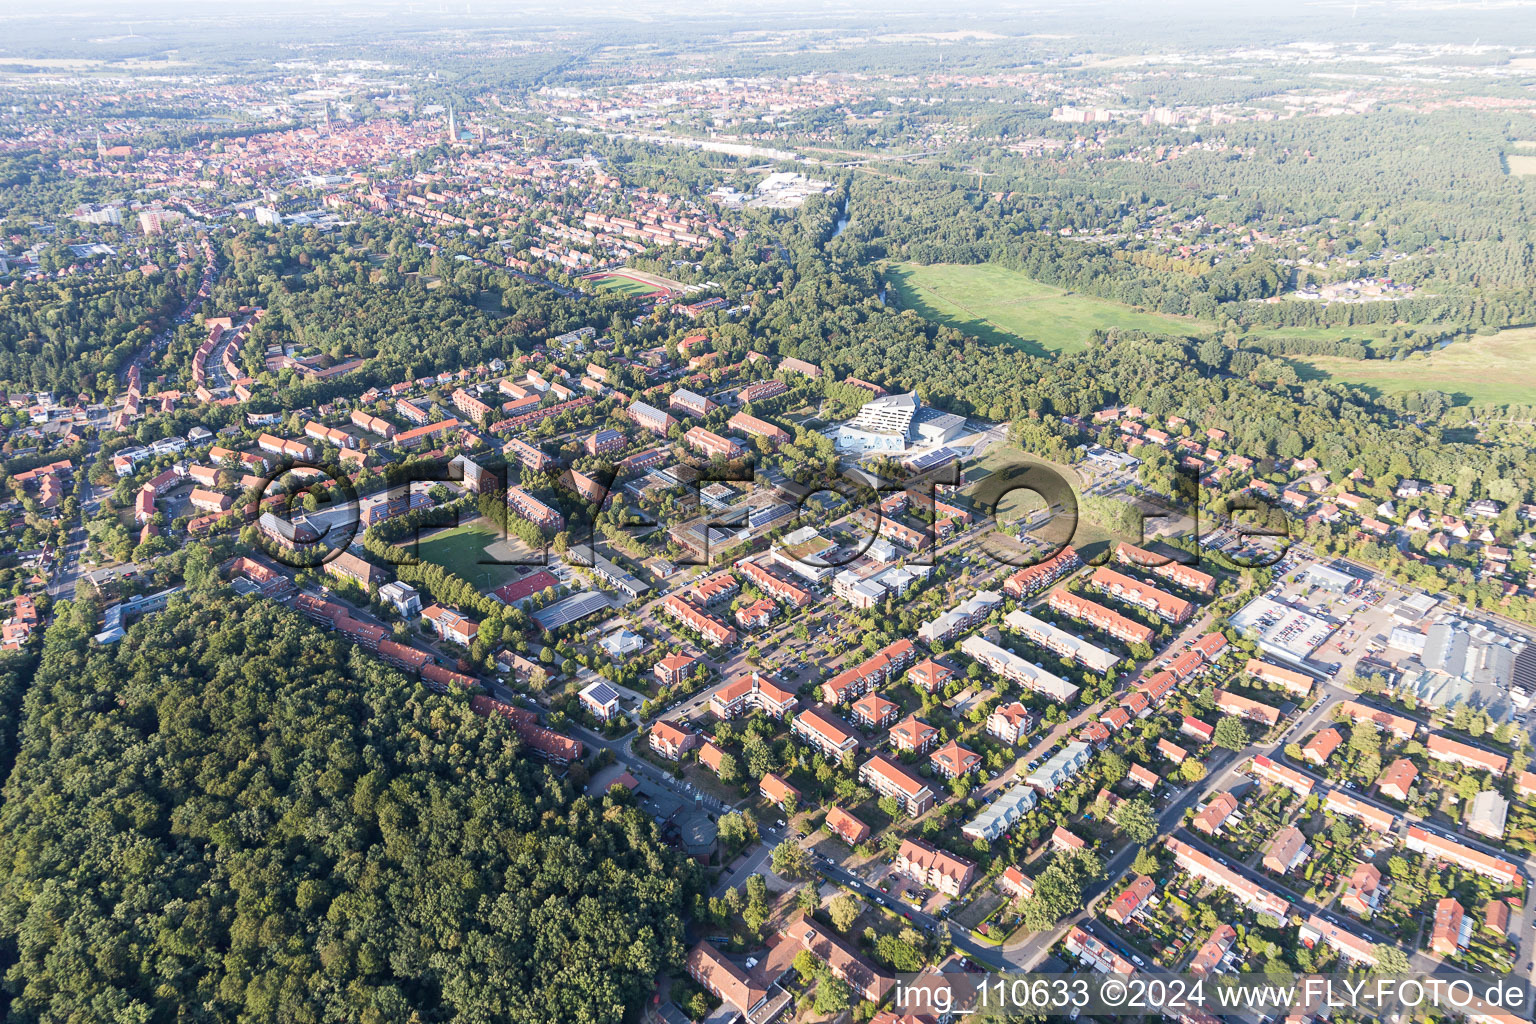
<box><xmin>1116</xmin><ymin>798</ymin><xmax>1159</xmax><ymax>844</ymax></box>
<box><xmin>717</xmin><ymin>750</ymin><xmax>741</xmax><ymax>785</ymax></box>
<box><xmin>814</xmin><ymin>975</ymin><xmax>851</xmax><ymax>1015</ymax></box>
<box><xmin>0</xmin><ymin>593</ymin><xmax>699</xmax><ymax>1024</ymax></box>
<box><xmin>1213</xmin><ymin>716</ymin><xmax>1249</xmax><ymax>751</ymax></box>
<box><xmin>1099</xmin><ymin>750</ymin><xmax>1129</xmax><ymax>784</ymax></box>
<box><xmin>1179</xmin><ymin>758</ymin><xmax>1207</xmax><ymax>782</ymax></box>
<box><xmin>1131</xmin><ymin>846</ymin><xmax>1162</xmax><ymax>876</ymax></box>
<box><xmin>829</xmin><ymin>893</ymin><xmax>862</xmax><ymax>932</ymax></box>
<box><xmin>771</xmin><ymin>840</ymin><xmax>812</xmax><ymax>880</ymax></box>
<box><xmin>1372</xmin><ymin>945</ymin><xmax>1411</xmax><ymax>974</ymax></box>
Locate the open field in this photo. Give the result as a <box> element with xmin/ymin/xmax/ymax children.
<box><xmin>1294</xmin><ymin>328</ymin><xmax>1536</xmax><ymax>406</ymax></box>
<box><xmin>886</xmin><ymin>262</ymin><xmax>1199</xmax><ymax>356</ymax></box>
<box><xmin>1506</xmin><ymin>154</ymin><xmax>1536</xmax><ymax>177</ymax></box>
<box><xmin>415</xmin><ymin>517</ymin><xmax>529</xmax><ymax>591</ymax></box>
<box><xmin>888</xmin><ymin>261</ymin><xmax>1429</xmax><ymax>359</ymax></box>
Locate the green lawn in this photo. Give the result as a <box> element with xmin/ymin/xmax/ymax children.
<box><xmin>885</xmin><ymin>262</ymin><xmax>1201</xmax><ymax>356</ymax></box>
<box><xmin>1294</xmin><ymin>328</ymin><xmax>1536</xmax><ymax>406</ymax></box>
<box><xmin>414</xmin><ymin>517</ymin><xmax>527</xmax><ymax>592</ymax></box>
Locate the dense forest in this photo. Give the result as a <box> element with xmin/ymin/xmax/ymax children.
<box><xmin>0</xmin><ymin>593</ymin><xmax>699</xmax><ymax>1024</ymax></box>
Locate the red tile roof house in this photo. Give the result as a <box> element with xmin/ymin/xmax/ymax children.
<box><xmin>1302</xmin><ymin>727</ymin><xmax>1343</xmax><ymax>765</ymax></box>
<box><xmin>1051</xmin><ymin>825</ymin><xmax>1087</xmax><ymax>852</ymax></box>
<box><xmin>986</xmin><ymin>702</ymin><xmax>1033</xmax><ymax>744</ymax></box>
<box><xmin>824</xmin><ymin>806</ymin><xmax>870</xmax><ymax>846</ymax></box>
<box><xmin>889</xmin><ymin>715</ymin><xmax>937</xmax><ymax>754</ymax></box>
<box><xmin>851</xmin><ymin>692</ymin><xmax>900</xmax><ymax>730</ymax></box>
<box><xmin>1426</xmin><ymin>733</ymin><xmax>1509</xmax><ymax>776</ymax></box>
<box><xmin>1341</xmin><ymin>862</ymin><xmax>1383</xmax><ymax>915</ymax></box>
<box><xmin>858</xmin><ymin>754</ymin><xmax>935</xmax><ymax>816</ymax></box>
<box><xmin>998</xmin><ymin>866</ymin><xmax>1034</xmax><ymax>900</ymax></box>
<box><xmin>698</xmin><ymin>741</ymin><xmax>726</xmax><ymax>776</ymax></box>
<box><xmin>1104</xmin><ymin>874</ymin><xmax>1157</xmax><ymax>924</ymax></box>
<box><xmin>649</xmin><ymin>720</ymin><xmax>700</xmax><ymax>761</ymax></box>
<box><xmin>894</xmin><ymin>837</ymin><xmax>977</xmax><ymax>896</ymax></box>
<box><xmin>653</xmin><ymin>653</ymin><xmax>698</xmax><ymax>687</ymax></box>
<box><xmin>1128</xmin><ymin>763</ymin><xmax>1160</xmax><ymax>790</ymax></box>
<box><xmin>1181</xmin><ymin>716</ymin><xmax>1215</xmax><ymax>744</ymax></box>
<box><xmin>1376</xmin><ymin>758</ymin><xmax>1419</xmax><ymax>802</ymax></box>
<box><xmin>930</xmin><ymin>740</ymin><xmax>981</xmax><ymax>780</ymax></box>
<box><xmin>760</xmin><ymin>771</ymin><xmax>801</xmax><ymax>810</ymax></box>
<box><xmin>1193</xmin><ymin>793</ymin><xmax>1239</xmax><ymax>835</ymax></box>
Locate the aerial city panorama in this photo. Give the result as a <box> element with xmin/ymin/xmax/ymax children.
<box><xmin>4</xmin><ymin>1</ymin><xmax>1536</xmax><ymax>1022</ymax></box>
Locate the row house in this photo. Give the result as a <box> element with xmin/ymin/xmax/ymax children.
<box><xmin>1089</xmin><ymin>567</ymin><xmax>1193</xmax><ymax>624</ymax></box>
<box><xmin>396</xmin><ymin>418</ymin><xmax>461</xmax><ymax>451</ymax></box>
<box><xmin>1047</xmin><ymin>589</ymin><xmax>1154</xmax><ymax>646</ymax></box>
<box><xmin>1215</xmin><ymin>689</ymin><xmax>1282</xmax><ymax>727</ymax></box>
<box><xmin>660</xmin><ymin>594</ymin><xmax>737</xmax><ymax>646</ymax></box>
<box><xmin>1426</xmin><ymin>733</ymin><xmax>1509</xmax><ymax>776</ymax></box>
<box><xmin>1114</xmin><ymin>542</ymin><xmax>1215</xmax><ymax>595</ymax></box>
<box><xmin>727</xmin><ymin>411</ymin><xmax>791</xmax><ymax>448</ymax></box>
<box><xmin>1245</xmin><ymin>658</ymin><xmax>1315</xmax><ymax>697</ymax></box>
<box><xmin>305</xmin><ymin>420</ymin><xmax>356</xmax><ymax>449</ymax></box>
<box><xmin>507</xmin><ymin>485</ymin><xmax>565</xmax><ymax>531</ymax></box>
<box><xmin>257</xmin><ymin>433</ymin><xmax>313</xmax><ymax>462</ymax></box>
<box><xmin>859</xmin><ymin>754</ymin><xmax>935</xmax><ymax>816</ymax></box>
<box><xmin>894</xmin><ymin>838</ymin><xmax>976</xmax><ymax>896</ymax></box>
<box><xmin>1250</xmin><ymin>754</ymin><xmax>1314</xmax><ymax>797</ymax></box>
<box><xmin>1404</xmin><ymin>826</ymin><xmax>1521</xmax><ymax>885</ymax></box>
<box><xmin>792</xmin><ymin>707</ymin><xmax>860</xmax><ymax>759</ymax></box>
<box><xmin>1165</xmin><ymin>837</ymin><xmax>1291</xmax><ymax>918</ymax></box>
<box><xmin>1002</xmin><ymin>546</ymin><xmax>1082</xmax><ymax>600</ymax></box>
<box><xmin>350</xmin><ymin>409</ymin><xmax>395</xmax><ymax>439</ymax></box>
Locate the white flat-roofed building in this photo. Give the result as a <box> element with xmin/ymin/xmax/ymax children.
<box><xmin>962</xmin><ymin>785</ymin><xmax>1038</xmax><ymax>841</ymax></box>
<box><xmin>1026</xmin><ymin>740</ymin><xmax>1091</xmax><ymax>794</ymax></box>
<box><xmin>1003</xmin><ymin>609</ymin><xmax>1119</xmax><ymax>675</ymax></box>
<box><xmin>960</xmin><ymin>633</ymin><xmax>1080</xmax><ymax>703</ymax></box>
<box><xmin>917</xmin><ymin>591</ymin><xmax>1003</xmax><ymax>645</ymax></box>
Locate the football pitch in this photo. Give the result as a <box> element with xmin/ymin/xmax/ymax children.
<box><xmin>414</xmin><ymin>518</ymin><xmax>535</xmax><ymax>591</ymax></box>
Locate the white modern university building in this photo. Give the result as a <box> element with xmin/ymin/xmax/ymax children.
<box><xmin>833</xmin><ymin>391</ymin><xmax>966</xmax><ymax>453</ymax></box>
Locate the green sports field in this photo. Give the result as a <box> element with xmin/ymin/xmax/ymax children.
<box><xmin>1294</xmin><ymin>328</ymin><xmax>1536</xmax><ymax>407</ymax></box>
<box><xmin>589</xmin><ymin>274</ymin><xmax>662</xmax><ymax>297</ymax></box>
<box><xmin>885</xmin><ymin>262</ymin><xmax>1200</xmax><ymax>356</ymax></box>
<box><xmin>414</xmin><ymin>517</ymin><xmax>529</xmax><ymax>591</ymax></box>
